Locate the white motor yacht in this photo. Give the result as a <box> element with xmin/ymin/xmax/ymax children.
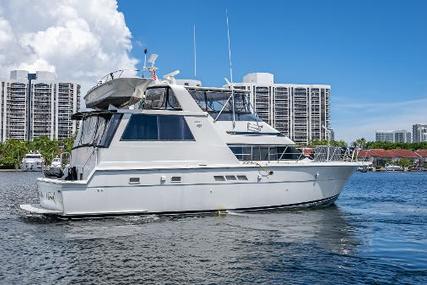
<box><xmin>384</xmin><ymin>164</ymin><xmax>403</xmax><ymax>171</ymax></box>
<box><xmin>43</xmin><ymin>156</ymin><xmax>64</xmax><ymax>178</ymax></box>
<box><xmin>20</xmin><ymin>78</ymin><xmax>363</xmax><ymax>217</ymax></box>
<box><xmin>21</xmin><ymin>152</ymin><xmax>44</xmax><ymax>171</ymax></box>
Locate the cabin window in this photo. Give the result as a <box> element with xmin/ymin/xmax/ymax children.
<box><xmin>98</xmin><ymin>113</ymin><xmax>123</xmax><ymax>147</ymax></box>
<box><xmin>225</xmin><ymin>175</ymin><xmax>237</xmax><ymax>181</ymax></box>
<box><xmin>142</xmin><ymin>87</ymin><xmax>181</xmax><ymax>110</ymax></box>
<box><xmin>228</xmin><ymin>144</ymin><xmax>303</xmax><ymax>161</ymax></box>
<box><xmin>73</xmin><ymin>113</ymin><xmax>123</xmax><ymax>149</ymax></box>
<box><xmin>214</xmin><ymin>176</ymin><xmax>226</xmax><ymax>181</ymax></box>
<box><xmin>121</xmin><ymin>114</ymin><xmax>194</xmax><ymax>141</ymax></box>
<box><xmin>237</xmin><ymin>175</ymin><xmax>248</xmax><ymax>181</ymax></box>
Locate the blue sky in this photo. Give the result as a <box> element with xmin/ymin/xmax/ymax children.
<box><xmin>118</xmin><ymin>0</ymin><xmax>427</xmax><ymax>142</ymax></box>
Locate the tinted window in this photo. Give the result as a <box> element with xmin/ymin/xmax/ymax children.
<box><xmin>228</xmin><ymin>144</ymin><xmax>302</xmax><ymax>161</ymax></box>
<box><xmin>121</xmin><ymin>114</ymin><xmax>194</xmax><ymax>141</ymax></box>
<box><xmin>142</xmin><ymin>87</ymin><xmax>181</xmax><ymax>110</ymax></box>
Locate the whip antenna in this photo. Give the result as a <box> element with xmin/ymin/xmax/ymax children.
<box><xmin>226</xmin><ymin>9</ymin><xmax>233</xmax><ymax>83</ymax></box>
<box><xmin>193</xmin><ymin>24</ymin><xmax>197</xmax><ymax>78</ymax></box>
<box><xmin>226</xmin><ymin>9</ymin><xmax>235</xmax><ymax>128</ymax></box>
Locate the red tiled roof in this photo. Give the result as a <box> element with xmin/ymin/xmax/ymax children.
<box><xmin>358</xmin><ymin>149</ymin><xmax>420</xmax><ymax>159</ymax></box>
<box><xmin>415</xmin><ymin>149</ymin><xmax>427</xmax><ymax>157</ymax></box>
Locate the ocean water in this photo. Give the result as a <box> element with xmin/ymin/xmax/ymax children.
<box><xmin>0</xmin><ymin>172</ymin><xmax>426</xmax><ymax>284</ymax></box>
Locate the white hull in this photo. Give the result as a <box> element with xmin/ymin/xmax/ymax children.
<box><xmin>84</xmin><ymin>77</ymin><xmax>151</xmax><ymax>109</ymax></box>
<box><xmin>21</xmin><ymin>163</ymin><xmax>357</xmax><ymax>217</ymax></box>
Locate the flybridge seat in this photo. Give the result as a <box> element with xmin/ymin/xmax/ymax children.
<box><xmin>84</xmin><ymin>77</ymin><xmax>152</xmax><ymax>110</ymax></box>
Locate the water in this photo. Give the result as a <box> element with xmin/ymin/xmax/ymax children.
<box><xmin>0</xmin><ymin>172</ymin><xmax>426</xmax><ymax>284</ymax></box>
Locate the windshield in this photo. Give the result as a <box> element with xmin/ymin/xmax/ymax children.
<box><xmin>25</xmin><ymin>155</ymin><xmax>42</xmax><ymax>159</ymax></box>
<box><xmin>188</xmin><ymin>89</ymin><xmax>260</xmax><ymax>121</ymax></box>
<box><xmin>73</xmin><ymin>113</ymin><xmax>122</xmax><ymax>149</ymax></box>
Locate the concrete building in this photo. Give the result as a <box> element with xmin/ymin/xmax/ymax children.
<box><xmin>0</xmin><ymin>70</ymin><xmax>80</xmax><ymax>142</ymax></box>
<box><xmin>394</xmin><ymin>130</ymin><xmax>411</xmax><ymax>143</ymax></box>
<box><xmin>412</xmin><ymin>124</ymin><xmax>427</xmax><ymax>143</ymax></box>
<box><xmin>375</xmin><ymin>131</ymin><xmax>394</xmax><ymax>143</ymax></box>
<box><xmin>376</xmin><ymin>129</ymin><xmax>411</xmax><ymax>143</ymax></box>
<box><xmin>229</xmin><ymin>73</ymin><xmax>331</xmax><ymax>145</ymax></box>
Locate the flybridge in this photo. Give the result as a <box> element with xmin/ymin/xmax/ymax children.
<box><xmin>185</xmin><ymin>86</ymin><xmax>260</xmax><ymax>122</ymax></box>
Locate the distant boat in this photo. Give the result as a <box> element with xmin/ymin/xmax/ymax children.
<box><xmin>357</xmin><ymin>166</ymin><xmax>368</xmax><ymax>173</ymax></box>
<box><xmin>21</xmin><ymin>152</ymin><xmax>44</xmax><ymax>171</ymax></box>
<box><xmin>43</xmin><ymin>156</ymin><xmax>63</xmax><ymax>178</ymax></box>
<box><xmin>384</xmin><ymin>164</ymin><xmax>403</xmax><ymax>171</ymax></box>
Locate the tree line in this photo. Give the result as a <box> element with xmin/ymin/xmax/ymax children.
<box><xmin>308</xmin><ymin>138</ymin><xmax>427</xmax><ymax>150</ymax></box>
<box><xmin>0</xmin><ymin>136</ymin><xmax>74</xmax><ymax>169</ymax></box>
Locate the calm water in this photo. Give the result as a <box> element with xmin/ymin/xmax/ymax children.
<box><xmin>0</xmin><ymin>172</ymin><xmax>426</xmax><ymax>284</ymax></box>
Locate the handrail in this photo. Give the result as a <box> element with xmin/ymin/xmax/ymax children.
<box><xmin>81</xmin><ymin>147</ymin><xmax>97</xmax><ymax>180</ymax></box>
<box><xmin>229</xmin><ymin>145</ymin><xmax>360</xmax><ymax>163</ymax></box>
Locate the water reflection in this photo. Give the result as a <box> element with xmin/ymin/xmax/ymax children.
<box><xmin>224</xmin><ymin>206</ymin><xmax>359</xmax><ymax>255</ymax></box>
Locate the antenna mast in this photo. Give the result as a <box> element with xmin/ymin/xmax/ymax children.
<box><xmin>143</xmin><ymin>48</ymin><xmax>148</xmax><ymax>78</ymax></box>
<box><xmin>226</xmin><ymin>9</ymin><xmax>236</xmax><ymax>128</ymax></box>
<box><xmin>226</xmin><ymin>9</ymin><xmax>233</xmax><ymax>83</ymax></box>
<box><xmin>193</xmin><ymin>24</ymin><xmax>197</xmax><ymax>78</ymax></box>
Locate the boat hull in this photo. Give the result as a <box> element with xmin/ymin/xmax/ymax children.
<box><xmin>84</xmin><ymin>77</ymin><xmax>151</xmax><ymax>109</ymax></box>
<box><xmin>21</xmin><ymin>163</ymin><xmax>358</xmax><ymax>217</ymax></box>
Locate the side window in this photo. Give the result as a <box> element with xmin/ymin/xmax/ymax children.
<box><xmin>121</xmin><ymin>114</ymin><xmax>194</xmax><ymax>141</ymax></box>
<box><xmin>73</xmin><ymin>114</ymin><xmax>113</xmax><ymax>149</ymax></box>
<box><xmin>98</xmin><ymin>113</ymin><xmax>123</xmax><ymax>147</ymax></box>
<box><xmin>143</xmin><ymin>87</ymin><xmax>181</xmax><ymax>110</ymax></box>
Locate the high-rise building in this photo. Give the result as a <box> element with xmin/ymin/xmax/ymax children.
<box><xmin>0</xmin><ymin>70</ymin><xmax>80</xmax><ymax>142</ymax></box>
<box><xmin>229</xmin><ymin>73</ymin><xmax>331</xmax><ymax>145</ymax></box>
<box><xmin>375</xmin><ymin>131</ymin><xmax>394</xmax><ymax>143</ymax></box>
<box><xmin>376</xmin><ymin>129</ymin><xmax>411</xmax><ymax>143</ymax></box>
<box><xmin>412</xmin><ymin>124</ymin><xmax>427</xmax><ymax>143</ymax></box>
<box><xmin>394</xmin><ymin>130</ymin><xmax>411</xmax><ymax>143</ymax></box>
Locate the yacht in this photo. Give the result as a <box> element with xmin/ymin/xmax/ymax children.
<box><xmin>20</xmin><ymin>76</ymin><xmax>363</xmax><ymax>217</ymax></box>
<box><xmin>384</xmin><ymin>164</ymin><xmax>403</xmax><ymax>171</ymax></box>
<box><xmin>21</xmin><ymin>152</ymin><xmax>44</xmax><ymax>171</ymax></box>
<box><xmin>44</xmin><ymin>156</ymin><xmax>64</xmax><ymax>178</ymax></box>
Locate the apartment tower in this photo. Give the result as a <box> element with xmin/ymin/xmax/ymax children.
<box><xmin>230</xmin><ymin>73</ymin><xmax>331</xmax><ymax>145</ymax></box>
<box><xmin>0</xmin><ymin>70</ymin><xmax>80</xmax><ymax>142</ymax></box>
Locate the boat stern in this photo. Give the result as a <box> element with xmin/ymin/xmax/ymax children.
<box><xmin>20</xmin><ymin>178</ymin><xmax>66</xmax><ymax>216</ymax></box>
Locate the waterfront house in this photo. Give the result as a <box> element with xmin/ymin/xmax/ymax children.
<box><xmin>415</xmin><ymin>149</ymin><xmax>427</xmax><ymax>166</ymax></box>
<box><xmin>358</xmin><ymin>149</ymin><xmax>420</xmax><ymax>168</ymax></box>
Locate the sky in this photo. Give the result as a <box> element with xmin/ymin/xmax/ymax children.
<box><xmin>0</xmin><ymin>0</ymin><xmax>426</xmax><ymax>142</ymax></box>
<box><xmin>118</xmin><ymin>0</ymin><xmax>427</xmax><ymax>142</ymax></box>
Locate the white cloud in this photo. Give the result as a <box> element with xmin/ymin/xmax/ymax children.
<box><xmin>0</xmin><ymin>0</ymin><xmax>137</xmax><ymax>93</ymax></box>
<box><xmin>332</xmin><ymin>97</ymin><xmax>427</xmax><ymax>143</ymax></box>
